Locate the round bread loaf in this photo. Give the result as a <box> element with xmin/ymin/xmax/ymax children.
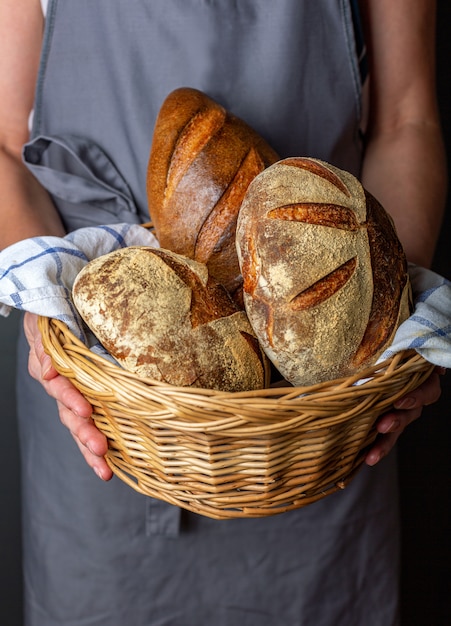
<box><xmin>146</xmin><ymin>87</ymin><xmax>279</xmax><ymax>304</ymax></box>
<box><xmin>235</xmin><ymin>157</ymin><xmax>412</xmax><ymax>386</ymax></box>
<box><xmin>72</xmin><ymin>246</ymin><xmax>269</xmax><ymax>392</ymax></box>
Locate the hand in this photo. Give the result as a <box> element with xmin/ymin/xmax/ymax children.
<box><xmin>365</xmin><ymin>366</ymin><xmax>445</xmax><ymax>466</ymax></box>
<box><xmin>23</xmin><ymin>312</ymin><xmax>113</xmax><ymax>481</ymax></box>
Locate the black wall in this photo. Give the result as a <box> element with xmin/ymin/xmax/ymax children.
<box><xmin>398</xmin><ymin>1</ymin><xmax>451</xmax><ymax>623</ymax></box>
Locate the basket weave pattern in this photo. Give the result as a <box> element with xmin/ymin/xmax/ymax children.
<box><xmin>39</xmin><ymin>316</ymin><xmax>434</xmax><ymax>519</ymax></box>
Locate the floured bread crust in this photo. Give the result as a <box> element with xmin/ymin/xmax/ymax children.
<box><xmin>236</xmin><ymin>157</ymin><xmax>411</xmax><ymax>386</ymax></box>
<box><xmin>72</xmin><ymin>247</ymin><xmax>269</xmax><ymax>391</ymax></box>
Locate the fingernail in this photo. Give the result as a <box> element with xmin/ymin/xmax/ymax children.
<box><xmin>94</xmin><ymin>466</ymin><xmax>105</xmax><ymax>481</ymax></box>
<box><xmin>382</xmin><ymin>418</ymin><xmax>400</xmax><ymax>433</ymax></box>
<box><xmin>394</xmin><ymin>397</ymin><xmax>415</xmax><ymax>410</ymax></box>
<box><xmin>366</xmin><ymin>452</ymin><xmax>380</xmax><ymax>466</ymax></box>
<box><xmin>42</xmin><ymin>360</ymin><xmax>52</xmax><ymax>378</ymax></box>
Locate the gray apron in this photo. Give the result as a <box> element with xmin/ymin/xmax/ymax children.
<box><xmin>18</xmin><ymin>1</ymin><xmax>400</xmax><ymax>624</ymax></box>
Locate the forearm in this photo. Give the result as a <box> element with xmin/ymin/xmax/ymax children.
<box><xmin>0</xmin><ymin>145</ymin><xmax>65</xmax><ymax>249</ymax></box>
<box><xmin>358</xmin><ymin>0</ymin><xmax>447</xmax><ymax>268</ymax></box>
<box><xmin>361</xmin><ymin>119</ymin><xmax>447</xmax><ymax>268</ymax></box>
<box><xmin>0</xmin><ymin>0</ymin><xmax>64</xmax><ymax>249</ymax></box>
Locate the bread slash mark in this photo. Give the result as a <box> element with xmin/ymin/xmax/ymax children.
<box><xmin>166</xmin><ymin>106</ymin><xmax>226</xmax><ymax>201</ymax></box>
<box><xmin>195</xmin><ymin>147</ymin><xmax>265</xmax><ymax>262</ymax></box>
<box><xmin>290</xmin><ymin>257</ymin><xmax>357</xmax><ymax>310</ymax></box>
<box><xmin>268</xmin><ymin>203</ymin><xmax>360</xmax><ymax>230</ymax></box>
<box><xmin>284</xmin><ymin>157</ymin><xmax>352</xmax><ymax>197</ymax></box>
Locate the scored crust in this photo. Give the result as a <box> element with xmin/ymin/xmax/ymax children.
<box><xmin>236</xmin><ymin>157</ymin><xmax>411</xmax><ymax>385</ymax></box>
<box><xmin>146</xmin><ymin>87</ymin><xmax>279</xmax><ymax>303</ymax></box>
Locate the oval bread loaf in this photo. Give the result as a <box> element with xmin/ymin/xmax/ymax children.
<box><xmin>146</xmin><ymin>87</ymin><xmax>279</xmax><ymax>304</ymax></box>
<box><xmin>72</xmin><ymin>246</ymin><xmax>269</xmax><ymax>392</ymax></box>
<box><xmin>236</xmin><ymin>157</ymin><xmax>412</xmax><ymax>386</ymax></box>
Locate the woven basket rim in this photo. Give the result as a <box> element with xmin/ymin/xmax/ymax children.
<box><xmin>38</xmin><ymin>315</ymin><xmax>430</xmax><ymax>396</ymax></box>
<box><xmin>37</xmin><ymin>314</ymin><xmax>435</xmax><ymax>518</ymax></box>
<box><xmin>38</xmin><ymin>315</ymin><xmax>435</xmax><ymax>433</ymax></box>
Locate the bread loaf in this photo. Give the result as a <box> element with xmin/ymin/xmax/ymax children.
<box><xmin>72</xmin><ymin>246</ymin><xmax>269</xmax><ymax>392</ymax></box>
<box><xmin>235</xmin><ymin>157</ymin><xmax>412</xmax><ymax>386</ymax></box>
<box><xmin>146</xmin><ymin>87</ymin><xmax>279</xmax><ymax>304</ymax></box>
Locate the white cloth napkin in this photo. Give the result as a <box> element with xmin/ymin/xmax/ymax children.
<box><xmin>0</xmin><ymin>223</ymin><xmax>450</xmax><ymax>369</ymax></box>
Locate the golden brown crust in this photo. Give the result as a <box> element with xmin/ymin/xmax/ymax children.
<box><xmin>351</xmin><ymin>191</ymin><xmax>410</xmax><ymax>367</ymax></box>
<box><xmin>236</xmin><ymin>157</ymin><xmax>411</xmax><ymax>385</ymax></box>
<box><xmin>146</xmin><ymin>87</ymin><xmax>279</xmax><ymax>304</ymax></box>
<box><xmin>72</xmin><ymin>246</ymin><xmax>269</xmax><ymax>391</ymax></box>
<box><xmin>149</xmin><ymin>248</ymin><xmax>237</xmax><ymax>328</ymax></box>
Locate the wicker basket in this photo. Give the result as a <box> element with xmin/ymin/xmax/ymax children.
<box><xmin>39</xmin><ymin>315</ymin><xmax>434</xmax><ymax>519</ymax></box>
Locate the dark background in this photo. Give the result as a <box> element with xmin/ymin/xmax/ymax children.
<box><xmin>1</xmin><ymin>3</ymin><xmax>450</xmax><ymax>624</ymax></box>
<box><xmin>398</xmin><ymin>1</ymin><xmax>451</xmax><ymax>623</ymax></box>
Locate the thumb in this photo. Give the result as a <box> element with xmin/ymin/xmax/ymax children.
<box><xmin>24</xmin><ymin>312</ymin><xmax>58</xmax><ymax>380</ymax></box>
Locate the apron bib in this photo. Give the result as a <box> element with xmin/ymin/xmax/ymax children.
<box><xmin>25</xmin><ymin>0</ymin><xmax>363</xmax><ymax>230</ymax></box>
<box><xmin>18</xmin><ymin>2</ymin><xmax>400</xmax><ymax>624</ymax></box>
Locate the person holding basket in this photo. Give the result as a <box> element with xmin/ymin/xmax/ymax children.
<box><xmin>0</xmin><ymin>0</ymin><xmax>446</xmax><ymax>624</ymax></box>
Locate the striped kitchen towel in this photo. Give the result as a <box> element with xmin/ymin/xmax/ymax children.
<box><xmin>378</xmin><ymin>263</ymin><xmax>451</xmax><ymax>368</ymax></box>
<box><xmin>0</xmin><ymin>224</ymin><xmax>450</xmax><ymax>369</ymax></box>
<box><xmin>0</xmin><ymin>223</ymin><xmax>158</xmax><ymax>343</ymax></box>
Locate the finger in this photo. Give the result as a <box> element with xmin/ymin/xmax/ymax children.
<box><xmin>71</xmin><ymin>432</ymin><xmax>113</xmax><ymax>481</ymax></box>
<box><xmin>40</xmin><ymin>371</ymin><xmax>93</xmax><ymax>419</ymax></box>
<box><xmin>393</xmin><ymin>371</ymin><xmax>442</xmax><ymax>410</ymax></box>
<box><xmin>33</xmin><ymin>328</ymin><xmax>58</xmax><ymax>380</ymax></box>
<box><xmin>23</xmin><ymin>311</ymin><xmax>36</xmax><ymax>345</ymax></box>
<box><xmin>374</xmin><ymin>371</ymin><xmax>442</xmax><ymax>435</ymax></box>
<box><xmin>26</xmin><ymin>322</ymin><xmax>93</xmax><ymax>418</ymax></box>
<box><xmin>57</xmin><ymin>402</ymin><xmax>106</xmax><ymax>453</ymax></box>
<box><xmin>366</xmin><ymin>371</ymin><xmax>444</xmax><ymax>467</ymax></box>
<box><xmin>365</xmin><ymin>431</ymin><xmax>401</xmax><ymax>466</ymax></box>
<box><xmin>24</xmin><ymin>314</ymin><xmax>112</xmax><ymax>480</ymax></box>
<box><xmin>57</xmin><ymin>403</ymin><xmax>113</xmax><ymax>480</ymax></box>
<box><xmin>375</xmin><ymin>405</ymin><xmax>423</xmax><ymax>435</ymax></box>
<box><xmin>27</xmin><ymin>342</ymin><xmax>44</xmax><ymax>381</ymax></box>
<box><xmin>24</xmin><ymin>312</ymin><xmax>58</xmax><ymax>379</ymax></box>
